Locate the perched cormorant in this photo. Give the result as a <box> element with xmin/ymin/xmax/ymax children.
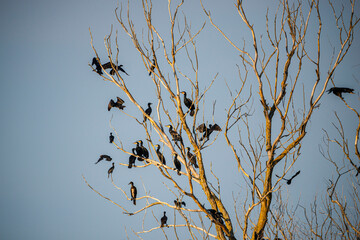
<box><xmin>165</xmin><ymin>125</ymin><xmax>183</xmax><ymax>144</ymax></box>
<box><xmin>139</xmin><ymin>140</ymin><xmax>149</xmax><ymax>159</ymax></box>
<box><xmin>91</xmin><ymin>57</ymin><xmax>103</xmax><ymax>75</ymax></box>
<box><xmin>327</xmin><ymin>87</ymin><xmax>354</xmax><ymax>99</ymax></box>
<box><xmin>174</xmin><ymin>199</ymin><xmax>186</xmax><ymax>208</ymax></box>
<box><xmin>276</xmin><ymin>170</ymin><xmax>301</xmax><ymax>185</ymax></box>
<box><xmin>143</xmin><ymin>103</ymin><xmax>152</xmax><ymax>122</ymax></box>
<box><xmin>180</xmin><ymin>91</ymin><xmax>195</xmax><ymax>116</ymax></box>
<box><xmin>196</xmin><ymin>123</ymin><xmax>222</xmax><ymax>141</ymax></box>
<box><xmin>155</xmin><ymin>144</ymin><xmax>166</xmax><ymax>165</ymax></box>
<box><xmin>134</xmin><ymin>141</ymin><xmax>144</xmax><ymax>161</ymax></box>
<box><xmin>186</xmin><ymin>147</ymin><xmax>199</xmax><ymax>168</ymax></box>
<box><xmin>129</xmin><ymin>181</ymin><xmax>137</xmax><ymax>205</ymax></box>
<box><xmin>160</xmin><ymin>211</ymin><xmax>168</xmax><ymax>227</ymax></box>
<box><xmin>95</xmin><ymin>154</ymin><xmax>112</xmax><ymax>164</ymax></box>
<box><xmin>128</xmin><ymin>148</ymin><xmax>137</xmax><ymax>169</ymax></box>
<box><xmin>108</xmin><ymin>97</ymin><xmax>125</xmax><ymax>111</ymax></box>
<box><xmin>108</xmin><ymin>162</ymin><xmax>115</xmax><ymax>178</ymax></box>
<box><xmin>149</xmin><ymin>59</ymin><xmax>155</xmax><ymax>76</ymax></box>
<box><xmin>109</xmin><ymin>132</ymin><xmax>114</xmax><ymax>143</ymax></box>
<box><xmin>173</xmin><ymin>153</ymin><xmax>181</xmax><ymax>175</ymax></box>
<box><xmin>206</xmin><ymin>208</ymin><xmax>224</xmax><ymax>224</ymax></box>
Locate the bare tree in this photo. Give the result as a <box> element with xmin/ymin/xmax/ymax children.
<box><xmin>85</xmin><ymin>0</ymin><xmax>359</xmax><ymax>239</ymax></box>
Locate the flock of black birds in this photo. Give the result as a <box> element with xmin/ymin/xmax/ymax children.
<box><xmin>90</xmin><ymin>56</ymin><xmax>357</xmax><ymax>229</ymax></box>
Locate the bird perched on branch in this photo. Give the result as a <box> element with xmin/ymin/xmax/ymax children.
<box><xmin>138</xmin><ymin>140</ymin><xmax>149</xmax><ymax>160</ymax></box>
<box><xmin>129</xmin><ymin>181</ymin><xmax>137</xmax><ymax>205</ymax></box>
<box><xmin>173</xmin><ymin>153</ymin><xmax>182</xmax><ymax>175</ymax></box>
<box><xmin>174</xmin><ymin>199</ymin><xmax>186</xmax><ymax>208</ymax></box>
<box><xmin>276</xmin><ymin>170</ymin><xmax>301</xmax><ymax>185</ymax></box>
<box><xmin>186</xmin><ymin>147</ymin><xmax>198</xmax><ymax>168</ymax></box>
<box><xmin>155</xmin><ymin>144</ymin><xmax>166</xmax><ymax>165</ymax></box>
<box><xmin>160</xmin><ymin>211</ymin><xmax>168</xmax><ymax>227</ymax></box>
<box><xmin>108</xmin><ymin>97</ymin><xmax>125</xmax><ymax>111</ymax></box>
<box><xmin>95</xmin><ymin>154</ymin><xmax>112</xmax><ymax>164</ymax></box>
<box><xmin>108</xmin><ymin>162</ymin><xmax>114</xmax><ymax>178</ymax></box>
<box><xmin>149</xmin><ymin>59</ymin><xmax>156</xmax><ymax>76</ymax></box>
<box><xmin>109</xmin><ymin>132</ymin><xmax>114</xmax><ymax>143</ymax></box>
<box><xmin>143</xmin><ymin>102</ymin><xmax>152</xmax><ymax>122</ymax></box>
<box><xmin>196</xmin><ymin>123</ymin><xmax>222</xmax><ymax>141</ymax></box>
<box><xmin>180</xmin><ymin>91</ymin><xmax>195</xmax><ymax>116</ymax></box>
<box><xmin>206</xmin><ymin>209</ymin><xmax>224</xmax><ymax>224</ymax></box>
<box><xmin>165</xmin><ymin>125</ymin><xmax>183</xmax><ymax>145</ymax></box>
<box><xmin>134</xmin><ymin>141</ymin><xmax>144</xmax><ymax>161</ymax></box>
<box><xmin>91</xmin><ymin>57</ymin><xmax>103</xmax><ymax>74</ymax></box>
<box><xmin>128</xmin><ymin>148</ymin><xmax>137</xmax><ymax>169</ymax></box>
<box><xmin>327</xmin><ymin>87</ymin><xmax>354</xmax><ymax>99</ymax></box>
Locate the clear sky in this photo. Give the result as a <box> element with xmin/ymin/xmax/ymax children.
<box><xmin>0</xmin><ymin>0</ymin><xmax>359</xmax><ymax>239</ymax></box>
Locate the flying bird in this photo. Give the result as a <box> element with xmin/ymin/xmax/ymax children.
<box><xmin>186</xmin><ymin>147</ymin><xmax>198</xmax><ymax>168</ymax></box>
<box><xmin>196</xmin><ymin>123</ymin><xmax>222</xmax><ymax>141</ymax></box>
<box><xmin>108</xmin><ymin>162</ymin><xmax>115</xmax><ymax>178</ymax></box>
<box><xmin>174</xmin><ymin>199</ymin><xmax>186</xmax><ymax>208</ymax></box>
<box><xmin>276</xmin><ymin>170</ymin><xmax>301</xmax><ymax>185</ymax></box>
<box><xmin>173</xmin><ymin>153</ymin><xmax>182</xmax><ymax>175</ymax></box>
<box><xmin>95</xmin><ymin>154</ymin><xmax>112</xmax><ymax>164</ymax></box>
<box><xmin>160</xmin><ymin>211</ymin><xmax>168</xmax><ymax>228</ymax></box>
<box><xmin>180</xmin><ymin>91</ymin><xmax>195</xmax><ymax>116</ymax></box>
<box><xmin>128</xmin><ymin>148</ymin><xmax>137</xmax><ymax>169</ymax></box>
<box><xmin>109</xmin><ymin>133</ymin><xmax>114</xmax><ymax>143</ymax></box>
<box><xmin>108</xmin><ymin>97</ymin><xmax>125</xmax><ymax>111</ymax></box>
<box><xmin>129</xmin><ymin>181</ymin><xmax>137</xmax><ymax>205</ymax></box>
<box><xmin>143</xmin><ymin>102</ymin><xmax>152</xmax><ymax>122</ymax></box>
<box><xmin>327</xmin><ymin>87</ymin><xmax>354</xmax><ymax>99</ymax></box>
<box><xmin>155</xmin><ymin>144</ymin><xmax>166</xmax><ymax>165</ymax></box>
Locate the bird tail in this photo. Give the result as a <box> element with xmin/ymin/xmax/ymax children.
<box><xmin>160</xmin><ymin>223</ymin><xmax>164</xmax><ymax>228</ymax></box>
<box><xmin>133</xmin><ymin>198</ymin><xmax>136</xmax><ymax>205</ymax></box>
<box><xmin>128</xmin><ymin>163</ymin><xmax>132</xmax><ymax>169</ymax></box>
<box><xmin>177</xmin><ymin>170</ymin><xmax>181</xmax><ymax>176</ymax></box>
<box><xmin>194</xmin><ymin>163</ymin><xmax>199</xmax><ymax>168</ymax></box>
<box><xmin>108</xmin><ymin>173</ymin><xmax>110</xmax><ymax>178</ymax></box>
<box><xmin>190</xmin><ymin>109</ymin><xmax>195</xmax><ymax>117</ymax></box>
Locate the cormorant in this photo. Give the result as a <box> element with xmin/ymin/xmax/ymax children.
<box><xmin>327</xmin><ymin>87</ymin><xmax>354</xmax><ymax>99</ymax></box>
<box><xmin>100</xmin><ymin>61</ymin><xmax>112</xmax><ymax>70</ymax></box>
<box><xmin>149</xmin><ymin>59</ymin><xmax>155</xmax><ymax>76</ymax></box>
<box><xmin>134</xmin><ymin>141</ymin><xmax>144</xmax><ymax>161</ymax></box>
<box><xmin>165</xmin><ymin>125</ymin><xmax>183</xmax><ymax>144</ymax></box>
<box><xmin>128</xmin><ymin>148</ymin><xmax>137</xmax><ymax>169</ymax></box>
<box><xmin>108</xmin><ymin>162</ymin><xmax>114</xmax><ymax>178</ymax></box>
<box><xmin>91</xmin><ymin>57</ymin><xmax>103</xmax><ymax>74</ymax></box>
<box><xmin>95</xmin><ymin>154</ymin><xmax>112</xmax><ymax>164</ymax></box>
<box><xmin>186</xmin><ymin>147</ymin><xmax>198</xmax><ymax>168</ymax></box>
<box><xmin>174</xmin><ymin>199</ymin><xmax>186</xmax><ymax>208</ymax></box>
<box><xmin>173</xmin><ymin>153</ymin><xmax>181</xmax><ymax>175</ymax></box>
<box><xmin>160</xmin><ymin>211</ymin><xmax>168</xmax><ymax>227</ymax></box>
<box><xmin>180</xmin><ymin>91</ymin><xmax>195</xmax><ymax>116</ymax></box>
<box><xmin>276</xmin><ymin>170</ymin><xmax>301</xmax><ymax>185</ymax></box>
<box><xmin>196</xmin><ymin>123</ymin><xmax>222</xmax><ymax>141</ymax></box>
<box><xmin>129</xmin><ymin>181</ymin><xmax>137</xmax><ymax>205</ymax></box>
<box><xmin>108</xmin><ymin>65</ymin><xmax>129</xmax><ymax>76</ymax></box>
<box><xmin>108</xmin><ymin>97</ymin><xmax>125</xmax><ymax>111</ymax></box>
<box><xmin>109</xmin><ymin>132</ymin><xmax>114</xmax><ymax>143</ymax></box>
<box><xmin>143</xmin><ymin>102</ymin><xmax>152</xmax><ymax>122</ymax></box>
<box><xmin>155</xmin><ymin>144</ymin><xmax>166</xmax><ymax>165</ymax></box>
<box><xmin>139</xmin><ymin>140</ymin><xmax>149</xmax><ymax>159</ymax></box>
<box><xmin>206</xmin><ymin>208</ymin><xmax>224</xmax><ymax>224</ymax></box>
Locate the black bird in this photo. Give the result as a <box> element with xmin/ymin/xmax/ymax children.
<box><xmin>174</xmin><ymin>199</ymin><xmax>186</xmax><ymax>208</ymax></box>
<box><xmin>165</xmin><ymin>125</ymin><xmax>183</xmax><ymax>144</ymax></box>
<box><xmin>134</xmin><ymin>141</ymin><xmax>144</xmax><ymax>161</ymax></box>
<box><xmin>95</xmin><ymin>154</ymin><xmax>112</xmax><ymax>164</ymax></box>
<box><xmin>139</xmin><ymin>140</ymin><xmax>149</xmax><ymax>159</ymax></box>
<box><xmin>196</xmin><ymin>123</ymin><xmax>222</xmax><ymax>141</ymax></box>
<box><xmin>109</xmin><ymin>65</ymin><xmax>129</xmax><ymax>76</ymax></box>
<box><xmin>160</xmin><ymin>211</ymin><xmax>168</xmax><ymax>228</ymax></box>
<box><xmin>149</xmin><ymin>59</ymin><xmax>155</xmax><ymax>76</ymax></box>
<box><xmin>100</xmin><ymin>61</ymin><xmax>113</xmax><ymax>70</ymax></box>
<box><xmin>109</xmin><ymin>132</ymin><xmax>114</xmax><ymax>143</ymax></box>
<box><xmin>173</xmin><ymin>153</ymin><xmax>181</xmax><ymax>175</ymax></box>
<box><xmin>327</xmin><ymin>87</ymin><xmax>354</xmax><ymax>99</ymax></box>
<box><xmin>276</xmin><ymin>170</ymin><xmax>301</xmax><ymax>185</ymax></box>
<box><xmin>356</xmin><ymin>165</ymin><xmax>360</xmax><ymax>177</ymax></box>
<box><xmin>108</xmin><ymin>97</ymin><xmax>125</xmax><ymax>111</ymax></box>
<box><xmin>143</xmin><ymin>102</ymin><xmax>152</xmax><ymax>122</ymax></box>
<box><xmin>180</xmin><ymin>91</ymin><xmax>195</xmax><ymax>116</ymax></box>
<box><xmin>206</xmin><ymin>209</ymin><xmax>224</xmax><ymax>224</ymax></box>
<box><xmin>108</xmin><ymin>162</ymin><xmax>115</xmax><ymax>178</ymax></box>
<box><xmin>186</xmin><ymin>147</ymin><xmax>199</xmax><ymax>168</ymax></box>
<box><xmin>128</xmin><ymin>148</ymin><xmax>137</xmax><ymax>169</ymax></box>
<box><xmin>155</xmin><ymin>144</ymin><xmax>166</xmax><ymax>165</ymax></box>
<box><xmin>129</xmin><ymin>181</ymin><xmax>137</xmax><ymax>205</ymax></box>
<box><xmin>91</xmin><ymin>57</ymin><xmax>103</xmax><ymax>74</ymax></box>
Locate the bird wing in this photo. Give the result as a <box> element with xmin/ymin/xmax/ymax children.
<box><xmin>108</xmin><ymin>99</ymin><xmax>115</xmax><ymax>111</ymax></box>
<box><xmin>211</xmin><ymin>124</ymin><xmax>222</xmax><ymax>131</ymax></box>
<box><xmin>196</xmin><ymin>123</ymin><xmax>206</xmax><ymax>133</ymax></box>
<box><xmin>102</xmin><ymin>62</ymin><xmax>112</xmax><ymax>69</ymax></box>
<box><xmin>116</xmin><ymin>97</ymin><xmax>125</xmax><ymax>105</ymax></box>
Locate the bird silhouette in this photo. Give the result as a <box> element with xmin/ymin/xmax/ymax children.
<box><xmin>174</xmin><ymin>199</ymin><xmax>186</xmax><ymax>208</ymax></box>
<box><xmin>173</xmin><ymin>153</ymin><xmax>182</xmax><ymax>175</ymax></box>
<box><xmin>186</xmin><ymin>147</ymin><xmax>198</xmax><ymax>168</ymax></box>
<box><xmin>155</xmin><ymin>144</ymin><xmax>166</xmax><ymax>165</ymax></box>
<box><xmin>197</xmin><ymin>123</ymin><xmax>222</xmax><ymax>141</ymax></box>
<box><xmin>138</xmin><ymin>140</ymin><xmax>149</xmax><ymax>159</ymax></box>
<box><xmin>327</xmin><ymin>87</ymin><xmax>354</xmax><ymax>99</ymax></box>
<box><xmin>109</xmin><ymin>132</ymin><xmax>114</xmax><ymax>143</ymax></box>
<box><xmin>143</xmin><ymin>102</ymin><xmax>152</xmax><ymax>122</ymax></box>
<box><xmin>129</xmin><ymin>181</ymin><xmax>137</xmax><ymax>205</ymax></box>
<box><xmin>108</xmin><ymin>97</ymin><xmax>125</xmax><ymax>111</ymax></box>
<box><xmin>276</xmin><ymin>170</ymin><xmax>301</xmax><ymax>185</ymax></box>
<box><xmin>165</xmin><ymin>125</ymin><xmax>183</xmax><ymax>145</ymax></box>
<box><xmin>206</xmin><ymin>208</ymin><xmax>224</xmax><ymax>224</ymax></box>
<box><xmin>91</xmin><ymin>57</ymin><xmax>103</xmax><ymax>74</ymax></box>
<box><xmin>95</xmin><ymin>154</ymin><xmax>112</xmax><ymax>164</ymax></box>
<box><xmin>149</xmin><ymin>59</ymin><xmax>155</xmax><ymax>76</ymax></box>
<box><xmin>180</xmin><ymin>91</ymin><xmax>195</xmax><ymax>116</ymax></box>
<box><xmin>160</xmin><ymin>211</ymin><xmax>168</xmax><ymax>227</ymax></box>
<box><xmin>108</xmin><ymin>162</ymin><xmax>115</xmax><ymax>178</ymax></box>
<box><xmin>109</xmin><ymin>65</ymin><xmax>129</xmax><ymax>76</ymax></box>
<box><xmin>134</xmin><ymin>141</ymin><xmax>144</xmax><ymax>161</ymax></box>
<box><xmin>128</xmin><ymin>148</ymin><xmax>137</xmax><ymax>169</ymax></box>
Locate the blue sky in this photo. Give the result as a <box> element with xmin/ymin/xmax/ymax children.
<box><xmin>0</xmin><ymin>0</ymin><xmax>359</xmax><ymax>239</ymax></box>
